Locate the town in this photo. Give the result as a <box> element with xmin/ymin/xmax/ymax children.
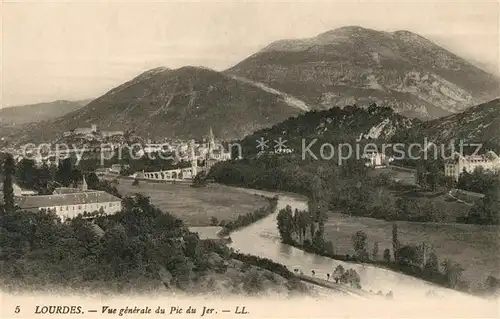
<box><xmin>1</xmin><ymin>3</ymin><xmax>500</xmax><ymax>314</ymax></box>
<box><xmin>2</xmin><ymin>122</ymin><xmax>500</xmax><ymax>223</ymax></box>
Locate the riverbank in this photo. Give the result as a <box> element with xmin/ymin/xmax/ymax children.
<box><xmin>284</xmin><ymin>237</ymin><xmax>451</xmax><ymax>291</ymax></box>
<box><xmin>227</xmin><ymin>190</ymin><xmax>499</xmax><ymax>301</ymax></box>
<box><xmin>215</xmin><ymin>181</ymin><xmax>498</xmax><ymax>292</ymax></box>
<box><xmin>217</xmin><ymin>195</ymin><xmax>278</xmax><ymax>237</ymax></box>
<box><xmin>320</xmin><ymin>212</ymin><xmax>499</xmax><ymax>290</ymax></box>
<box><xmin>110</xmin><ymin>177</ymin><xmax>497</xmax><ymax>299</ymax></box>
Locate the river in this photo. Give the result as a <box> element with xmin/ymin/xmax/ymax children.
<box><xmin>227</xmin><ymin>187</ymin><xmax>493</xmax><ymax>303</ymax></box>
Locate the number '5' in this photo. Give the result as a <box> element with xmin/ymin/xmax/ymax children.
<box><xmin>15</xmin><ymin>306</ymin><xmax>20</xmax><ymax>313</ymax></box>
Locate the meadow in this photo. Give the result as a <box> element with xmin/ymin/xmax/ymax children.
<box><xmin>116</xmin><ymin>179</ymin><xmax>268</xmax><ymax>226</ymax></box>
<box><xmin>322</xmin><ymin>212</ymin><xmax>500</xmax><ymax>289</ymax></box>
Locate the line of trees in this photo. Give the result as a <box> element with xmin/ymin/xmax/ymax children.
<box><xmin>274</xmin><ymin>204</ymin><xmax>490</xmax><ymax>293</ymax></box>
<box><xmin>457</xmin><ymin>167</ymin><xmax>500</xmax><ymax>194</ymax></box>
<box><xmin>10</xmin><ymin>157</ymin><xmax>121</xmax><ymax>198</ymax></box>
<box><xmin>0</xmin><ymin>189</ymin><xmax>304</xmax><ymax>295</ymax></box>
<box><xmin>1</xmin><ymin>155</ymin><xmax>307</xmax><ymax>295</ymax></box>
<box><xmin>277</xmin><ymin>205</ymin><xmax>334</xmax><ymax>255</ymax></box>
<box><xmin>217</xmin><ymin>196</ymin><xmax>278</xmax><ymax>237</ymax></box>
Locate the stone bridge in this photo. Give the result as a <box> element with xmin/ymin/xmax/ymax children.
<box><xmin>135</xmin><ymin>166</ymin><xmax>197</xmax><ymax>181</ymax></box>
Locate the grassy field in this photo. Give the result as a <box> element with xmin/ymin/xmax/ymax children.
<box><xmin>322</xmin><ymin>212</ymin><xmax>500</xmax><ymax>289</ymax></box>
<box><xmin>116</xmin><ymin>179</ymin><xmax>268</xmax><ymax>226</ymax></box>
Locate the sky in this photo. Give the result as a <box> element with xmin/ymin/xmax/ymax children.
<box><xmin>1</xmin><ymin>0</ymin><xmax>499</xmax><ymax>107</ymax></box>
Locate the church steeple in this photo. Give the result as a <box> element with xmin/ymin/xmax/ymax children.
<box><xmin>208</xmin><ymin>127</ymin><xmax>215</xmax><ymax>152</ymax></box>
<box><xmin>81</xmin><ymin>176</ymin><xmax>88</xmax><ymax>191</ymax></box>
<box><xmin>190</xmin><ymin>140</ymin><xmax>198</xmax><ymax>176</ymax></box>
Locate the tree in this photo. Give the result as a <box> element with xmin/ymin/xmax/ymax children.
<box><xmin>422</xmin><ymin>199</ymin><xmax>444</xmax><ymax>222</ymax></box>
<box><xmin>477</xmin><ymin>183</ymin><xmax>500</xmax><ymax>225</ymax></box>
<box><xmin>85</xmin><ymin>172</ymin><xmax>100</xmax><ymax>189</ymax></box>
<box><xmin>333</xmin><ymin>265</ymin><xmax>345</xmax><ymax>283</ymax></box>
<box><xmin>277</xmin><ymin>206</ymin><xmax>294</xmax><ymax>244</ymax></box>
<box><xmin>210</xmin><ymin>216</ymin><xmax>219</xmax><ymax>226</ymax></box>
<box><xmin>441</xmin><ymin>259</ymin><xmax>464</xmax><ymax>288</ymax></box>
<box><xmin>55</xmin><ymin>158</ymin><xmax>74</xmax><ymax>187</ymax></box>
<box><xmin>3</xmin><ymin>154</ymin><xmax>15</xmax><ymax>213</ymax></box>
<box><xmin>482</xmin><ymin>275</ymin><xmax>500</xmax><ymax>296</ymax></box>
<box><xmin>15</xmin><ymin>158</ymin><xmax>37</xmax><ymax>189</ymax></box>
<box><xmin>192</xmin><ymin>171</ymin><xmax>208</xmax><ymax>187</ymax></box>
<box><xmin>372</xmin><ymin>241</ymin><xmax>379</xmax><ymax>260</ymax></box>
<box><xmin>383</xmin><ymin>248</ymin><xmax>391</xmax><ymax>262</ymax></box>
<box><xmin>424</xmin><ymin>252</ymin><xmax>439</xmax><ymax>273</ymax></box>
<box><xmin>341</xmin><ymin>268</ymin><xmax>361</xmax><ymax>289</ymax></box>
<box><xmin>70</xmin><ymin>168</ymin><xmax>83</xmax><ymax>188</ymax></box>
<box><xmin>392</xmin><ymin>223</ymin><xmax>400</xmax><ymax>260</ymax></box>
<box><xmin>351</xmin><ymin>230</ymin><xmax>368</xmax><ymax>260</ymax></box>
<box><xmin>36</xmin><ymin>164</ymin><xmax>55</xmax><ymax>194</ymax></box>
<box><xmin>395</xmin><ymin>245</ymin><xmax>420</xmax><ymax>266</ymax></box>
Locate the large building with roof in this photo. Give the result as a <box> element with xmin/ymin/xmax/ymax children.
<box><xmin>7</xmin><ymin>177</ymin><xmax>122</xmax><ymax>220</ymax></box>
<box><xmin>14</xmin><ymin>191</ymin><xmax>122</xmax><ymax>220</ymax></box>
<box><xmin>444</xmin><ymin>151</ymin><xmax>500</xmax><ymax>181</ymax></box>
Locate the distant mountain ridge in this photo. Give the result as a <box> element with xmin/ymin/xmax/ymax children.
<box><xmin>227</xmin><ymin>26</ymin><xmax>500</xmax><ymax>119</ymax></box>
<box><xmin>406</xmin><ymin>98</ymin><xmax>500</xmax><ymax>151</ymax></box>
<box><xmin>8</xmin><ymin>66</ymin><xmax>306</xmax><ymax>145</ymax></box>
<box><xmin>0</xmin><ymin>99</ymin><xmax>90</xmax><ymax>126</ymax></box>
<box><xmin>4</xmin><ymin>26</ymin><xmax>499</xmax><ymax>145</ymax></box>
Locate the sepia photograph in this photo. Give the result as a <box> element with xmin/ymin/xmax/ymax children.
<box><xmin>0</xmin><ymin>0</ymin><xmax>499</xmax><ymax>318</ymax></box>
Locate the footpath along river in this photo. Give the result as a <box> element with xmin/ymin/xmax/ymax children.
<box><xmin>226</xmin><ymin>187</ymin><xmax>492</xmax><ymax>303</ymax></box>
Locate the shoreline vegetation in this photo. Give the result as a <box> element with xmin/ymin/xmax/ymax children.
<box><xmin>216</xmin><ymin>195</ymin><xmax>278</xmax><ymax>237</ymax></box>
<box><xmin>0</xmin><ymin>195</ymin><xmax>308</xmax><ymax>296</ymax></box>
<box><xmin>275</xmin><ymin>205</ymin><xmax>498</xmax><ymax>297</ymax></box>
<box><xmin>0</xmin><ymin>152</ymin><xmax>499</xmax><ymax>298</ymax></box>
<box><xmin>0</xmin><ymin>154</ymin><xmax>310</xmax><ymax>296</ymax></box>
<box><xmin>208</xmin><ymin>157</ymin><xmax>499</xmax><ymax>297</ymax></box>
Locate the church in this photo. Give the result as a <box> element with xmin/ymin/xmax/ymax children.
<box><xmin>136</xmin><ymin>128</ymin><xmax>231</xmax><ymax>182</ymax></box>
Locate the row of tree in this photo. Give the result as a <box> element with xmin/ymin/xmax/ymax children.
<box><xmin>277</xmin><ymin>205</ymin><xmax>333</xmax><ymax>255</ymax></box>
<box><xmin>1</xmin><ymin>154</ymin><xmax>308</xmax><ymax>295</ymax></box>
<box><xmin>8</xmin><ymin>157</ymin><xmax>121</xmax><ymax>198</ymax></box>
<box><xmin>457</xmin><ymin>167</ymin><xmax>500</xmax><ymax>194</ymax></box>
<box><xmin>217</xmin><ymin>197</ymin><xmax>278</xmax><ymax>237</ymax></box>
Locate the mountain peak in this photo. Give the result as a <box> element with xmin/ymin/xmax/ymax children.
<box><xmin>317</xmin><ymin>25</ymin><xmax>380</xmax><ymax>37</ymax></box>
<box><xmin>228</xmin><ymin>26</ymin><xmax>500</xmax><ymax>119</ymax></box>
<box><xmin>136</xmin><ymin>67</ymin><xmax>171</xmax><ymax>79</ymax></box>
<box><xmin>391</xmin><ymin>29</ymin><xmax>433</xmax><ymax>43</ymax></box>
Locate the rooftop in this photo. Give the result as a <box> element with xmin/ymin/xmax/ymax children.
<box><xmin>15</xmin><ymin>191</ymin><xmax>121</xmax><ymax>209</ymax></box>
<box><xmin>446</xmin><ymin>151</ymin><xmax>500</xmax><ymax>163</ymax></box>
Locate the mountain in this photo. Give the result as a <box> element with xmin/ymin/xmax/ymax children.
<box><xmin>0</xmin><ymin>99</ymin><xmax>90</xmax><ymax>126</ymax></box>
<box><xmin>227</xmin><ymin>26</ymin><xmax>500</xmax><ymax>119</ymax></box>
<box><xmin>407</xmin><ymin>98</ymin><xmax>500</xmax><ymax>151</ymax></box>
<box><xmin>232</xmin><ymin>103</ymin><xmax>417</xmax><ymax>159</ymax></box>
<box><xmin>8</xmin><ymin>67</ymin><xmax>307</xmax><ymax>144</ymax></box>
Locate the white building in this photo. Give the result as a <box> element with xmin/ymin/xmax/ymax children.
<box><xmin>109</xmin><ymin>164</ymin><xmax>123</xmax><ymax>175</ymax></box>
<box><xmin>15</xmin><ymin>191</ymin><xmax>122</xmax><ymax>220</ymax></box>
<box><xmin>444</xmin><ymin>151</ymin><xmax>500</xmax><ymax>181</ymax></box>
<box><xmin>363</xmin><ymin>151</ymin><xmax>390</xmax><ymax>168</ymax></box>
<box><xmin>101</xmin><ymin>131</ymin><xmax>124</xmax><ymax>138</ymax></box>
<box><xmin>71</xmin><ymin>124</ymin><xmax>98</xmax><ymax>136</ymax></box>
<box><xmin>13</xmin><ymin>177</ymin><xmax>122</xmax><ymax>220</ymax></box>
